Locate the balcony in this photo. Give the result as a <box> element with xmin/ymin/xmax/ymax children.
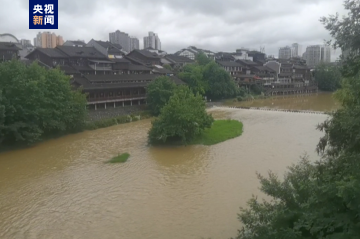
<box><xmin>87</xmin><ymin>94</ymin><xmax>146</xmax><ymax>104</ymax></box>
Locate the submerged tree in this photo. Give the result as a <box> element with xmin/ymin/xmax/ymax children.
<box><xmin>148</xmin><ymin>86</ymin><xmax>214</xmax><ymax>145</ymax></box>
<box><xmin>146</xmin><ymin>76</ymin><xmax>177</xmax><ymax>116</ymax></box>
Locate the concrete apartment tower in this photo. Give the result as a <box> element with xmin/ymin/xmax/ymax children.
<box><xmin>304</xmin><ymin>45</ymin><xmax>331</xmax><ymax>67</ymax></box>
<box><xmin>278</xmin><ymin>46</ymin><xmax>294</xmax><ymax>59</ymax></box>
<box><xmin>292</xmin><ymin>43</ymin><xmax>302</xmax><ymax>57</ymax></box>
<box><xmin>109</xmin><ymin>30</ymin><xmax>131</xmax><ymax>53</ymax></box>
<box><xmin>129</xmin><ymin>37</ymin><xmax>140</xmax><ymax>51</ymax></box>
<box><xmin>143</xmin><ymin>32</ymin><xmax>161</xmax><ymax>50</ymax></box>
<box><xmin>33</xmin><ymin>32</ymin><xmax>63</xmax><ymax>48</ymax></box>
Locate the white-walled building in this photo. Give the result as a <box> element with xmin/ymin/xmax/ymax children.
<box><xmin>143</xmin><ymin>32</ymin><xmax>161</xmax><ymax>50</ymax></box>
<box><xmin>304</xmin><ymin>45</ymin><xmax>331</xmax><ymax>67</ymax></box>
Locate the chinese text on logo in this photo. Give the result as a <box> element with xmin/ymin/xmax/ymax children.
<box><xmin>29</xmin><ymin>0</ymin><xmax>58</xmax><ymax>29</ymax></box>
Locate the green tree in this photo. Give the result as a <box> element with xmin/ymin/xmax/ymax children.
<box><xmin>0</xmin><ymin>90</ymin><xmax>5</xmax><ymax>145</ymax></box>
<box><xmin>163</xmin><ymin>64</ymin><xmax>173</xmax><ymax>71</ymax></box>
<box><xmin>146</xmin><ymin>76</ymin><xmax>177</xmax><ymax>116</ymax></box>
<box><xmin>178</xmin><ymin>64</ymin><xmax>208</xmax><ymax>95</ymax></box>
<box><xmin>202</xmin><ymin>61</ymin><xmax>238</xmax><ymax>99</ymax></box>
<box><xmin>320</xmin><ymin>0</ymin><xmax>360</xmax><ymax>77</ymax></box>
<box><xmin>148</xmin><ymin>86</ymin><xmax>214</xmax><ymax>145</ymax></box>
<box><xmin>196</xmin><ymin>52</ymin><xmax>212</xmax><ymax>66</ymax></box>
<box><xmin>0</xmin><ymin>60</ymin><xmax>87</xmax><ymax>146</ymax></box>
<box><xmin>314</xmin><ymin>63</ymin><xmax>342</xmax><ymax>91</ymax></box>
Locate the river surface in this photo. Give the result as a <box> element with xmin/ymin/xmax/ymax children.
<box><xmin>226</xmin><ymin>92</ymin><xmax>340</xmax><ymax>112</ymax></box>
<box><xmin>0</xmin><ymin>104</ymin><xmax>330</xmax><ymax>239</ymax></box>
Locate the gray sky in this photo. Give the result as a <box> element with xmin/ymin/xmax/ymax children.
<box><xmin>0</xmin><ymin>0</ymin><xmax>347</xmax><ymax>59</ymax></box>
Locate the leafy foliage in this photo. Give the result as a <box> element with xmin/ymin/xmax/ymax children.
<box><xmin>202</xmin><ymin>61</ymin><xmax>238</xmax><ymax>99</ymax></box>
<box><xmin>146</xmin><ymin>76</ymin><xmax>177</xmax><ymax>116</ymax></box>
<box><xmin>163</xmin><ymin>64</ymin><xmax>173</xmax><ymax>71</ymax></box>
<box><xmin>317</xmin><ymin>73</ymin><xmax>360</xmax><ymax>157</ymax></box>
<box><xmin>178</xmin><ymin>60</ymin><xmax>238</xmax><ymax>99</ymax></box>
<box><xmin>0</xmin><ymin>60</ymin><xmax>87</xmax><ymax>146</ymax></box>
<box><xmin>320</xmin><ymin>0</ymin><xmax>360</xmax><ymax>77</ymax></box>
<box><xmin>178</xmin><ymin>64</ymin><xmax>208</xmax><ymax>95</ymax></box>
<box><xmin>234</xmin><ymin>2</ymin><xmax>360</xmax><ymax>238</ymax></box>
<box><xmin>148</xmin><ymin>86</ymin><xmax>214</xmax><ymax>145</ymax></box>
<box><xmin>235</xmin><ymin>155</ymin><xmax>360</xmax><ymax>239</ymax></box>
<box><xmin>249</xmin><ymin>84</ymin><xmax>263</xmax><ymax>95</ymax></box>
<box><xmin>314</xmin><ymin>63</ymin><xmax>342</xmax><ymax>91</ymax></box>
<box><xmin>196</xmin><ymin>52</ymin><xmax>212</xmax><ymax>66</ymax></box>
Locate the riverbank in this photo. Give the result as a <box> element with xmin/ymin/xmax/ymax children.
<box><xmin>85</xmin><ymin>111</ymin><xmax>152</xmax><ymax>130</ymax></box>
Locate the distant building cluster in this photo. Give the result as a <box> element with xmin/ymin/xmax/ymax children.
<box><xmin>34</xmin><ymin>32</ymin><xmax>64</xmax><ymax>48</ymax></box>
<box><xmin>143</xmin><ymin>32</ymin><xmax>161</xmax><ymax>50</ymax></box>
<box><xmin>108</xmin><ymin>30</ymin><xmax>161</xmax><ymax>53</ymax></box>
<box><xmin>2</xmin><ymin>30</ymin><xmax>342</xmax><ymax>109</ymax></box>
<box><xmin>278</xmin><ymin>43</ymin><xmax>331</xmax><ymax>67</ymax></box>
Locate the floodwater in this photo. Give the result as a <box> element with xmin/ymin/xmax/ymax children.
<box><xmin>226</xmin><ymin>92</ymin><xmax>340</xmax><ymax>112</ymax></box>
<box><xmin>0</xmin><ymin>103</ymin><xmax>330</xmax><ymax>239</ymax></box>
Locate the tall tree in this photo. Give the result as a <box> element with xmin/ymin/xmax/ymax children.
<box><xmin>314</xmin><ymin>63</ymin><xmax>342</xmax><ymax>91</ymax></box>
<box><xmin>0</xmin><ymin>60</ymin><xmax>87</xmax><ymax>146</ymax></box>
<box><xmin>146</xmin><ymin>76</ymin><xmax>177</xmax><ymax>116</ymax></box>
<box><xmin>202</xmin><ymin>61</ymin><xmax>238</xmax><ymax>99</ymax></box>
<box><xmin>178</xmin><ymin>64</ymin><xmax>208</xmax><ymax>95</ymax></box>
<box><xmin>320</xmin><ymin>0</ymin><xmax>360</xmax><ymax>77</ymax></box>
<box><xmin>148</xmin><ymin>86</ymin><xmax>214</xmax><ymax>145</ymax></box>
<box><xmin>0</xmin><ymin>90</ymin><xmax>5</xmax><ymax>145</ymax></box>
<box><xmin>196</xmin><ymin>52</ymin><xmax>212</xmax><ymax>66</ymax></box>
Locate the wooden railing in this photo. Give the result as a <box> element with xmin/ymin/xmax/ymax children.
<box><xmin>87</xmin><ymin>94</ymin><xmax>146</xmax><ymax>102</ymax></box>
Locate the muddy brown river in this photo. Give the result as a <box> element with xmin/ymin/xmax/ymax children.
<box><xmin>0</xmin><ymin>94</ymin><xmax>335</xmax><ymax>239</ymax></box>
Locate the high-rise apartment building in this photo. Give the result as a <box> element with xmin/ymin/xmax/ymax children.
<box><xmin>33</xmin><ymin>32</ymin><xmax>63</xmax><ymax>48</ymax></box>
<box><xmin>143</xmin><ymin>32</ymin><xmax>161</xmax><ymax>50</ymax></box>
<box><xmin>292</xmin><ymin>43</ymin><xmax>302</xmax><ymax>57</ymax></box>
<box><xmin>278</xmin><ymin>46</ymin><xmax>294</xmax><ymax>59</ymax></box>
<box><xmin>129</xmin><ymin>36</ymin><xmax>140</xmax><ymax>51</ymax></box>
<box><xmin>20</xmin><ymin>39</ymin><xmax>32</xmax><ymax>47</ymax></box>
<box><xmin>109</xmin><ymin>30</ymin><xmax>131</xmax><ymax>53</ymax></box>
<box><xmin>304</xmin><ymin>45</ymin><xmax>331</xmax><ymax>67</ymax></box>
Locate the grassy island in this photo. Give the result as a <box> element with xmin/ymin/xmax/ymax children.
<box><xmin>107</xmin><ymin>153</ymin><xmax>130</xmax><ymax>164</ymax></box>
<box><xmin>191</xmin><ymin>120</ymin><xmax>243</xmax><ymax>146</ymax></box>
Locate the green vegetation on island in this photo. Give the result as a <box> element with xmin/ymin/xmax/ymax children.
<box><xmin>191</xmin><ymin>119</ymin><xmax>243</xmax><ymax>146</ymax></box>
<box><xmin>233</xmin><ymin>1</ymin><xmax>360</xmax><ymax>238</ymax></box>
<box><xmin>148</xmin><ymin>85</ymin><xmax>214</xmax><ymax>145</ymax></box>
<box><xmin>146</xmin><ymin>62</ymin><xmax>245</xmax><ymax>146</ymax></box>
<box><xmin>106</xmin><ymin>153</ymin><xmax>130</xmax><ymax>164</ymax></box>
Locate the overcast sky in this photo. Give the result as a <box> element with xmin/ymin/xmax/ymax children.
<box><xmin>0</xmin><ymin>0</ymin><xmax>347</xmax><ymax>59</ymax></box>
